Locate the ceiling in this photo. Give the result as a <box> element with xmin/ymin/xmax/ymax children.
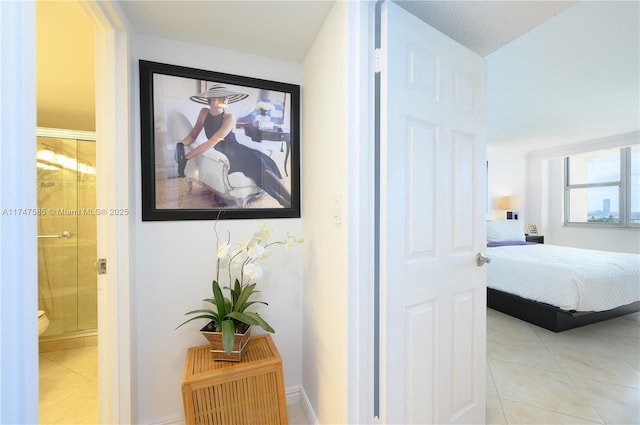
<box><xmin>116</xmin><ymin>0</ymin><xmax>575</xmax><ymax>61</ymax></box>
<box><xmin>395</xmin><ymin>1</ymin><xmax>577</xmax><ymax>57</ymax></box>
<box><xmin>486</xmin><ymin>1</ymin><xmax>639</xmax><ymax>150</ymax></box>
<box><xmin>38</xmin><ymin>1</ymin><xmax>638</xmax><ymax>150</ymax></box>
<box><xmin>116</xmin><ymin>1</ymin><xmax>336</xmax><ymax>63</ymax></box>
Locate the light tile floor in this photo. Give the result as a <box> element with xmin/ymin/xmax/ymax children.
<box><xmin>288</xmin><ymin>401</ymin><xmax>310</xmax><ymax>424</ymax></box>
<box><xmin>487</xmin><ymin>308</ymin><xmax>640</xmax><ymax>425</ymax></box>
<box><xmin>39</xmin><ymin>345</ymin><xmax>99</xmax><ymax>425</ymax></box>
<box><xmin>40</xmin><ymin>311</ymin><xmax>638</xmax><ymax>424</ymax></box>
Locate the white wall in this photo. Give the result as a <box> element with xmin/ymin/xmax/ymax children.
<box><xmin>490</xmin><ymin>134</ymin><xmax>640</xmax><ymax>254</ymax></box>
<box><xmin>527</xmin><ymin>132</ymin><xmax>640</xmax><ymax>254</ymax></box>
<box><xmin>487</xmin><ymin>146</ymin><xmax>528</xmax><ymax>223</ymax></box>
<box><xmin>0</xmin><ymin>2</ymin><xmax>39</xmax><ymax>423</ymax></box>
<box><xmin>301</xmin><ymin>2</ymin><xmax>350</xmax><ymax>424</ymax></box>
<box><xmin>131</xmin><ymin>36</ymin><xmax>304</xmax><ymax>424</ymax></box>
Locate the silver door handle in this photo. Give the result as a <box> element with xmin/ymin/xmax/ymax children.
<box><xmin>37</xmin><ymin>230</ymin><xmax>72</xmax><ymax>239</ymax></box>
<box><xmin>476</xmin><ymin>253</ymin><xmax>491</xmax><ymax>267</ymax></box>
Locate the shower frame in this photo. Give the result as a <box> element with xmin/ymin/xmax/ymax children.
<box><xmin>37</xmin><ymin>126</ymin><xmax>97</xmax><ymax>342</ymax></box>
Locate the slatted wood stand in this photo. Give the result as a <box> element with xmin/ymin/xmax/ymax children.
<box><xmin>181</xmin><ymin>334</ymin><xmax>288</xmax><ymax>425</ymax></box>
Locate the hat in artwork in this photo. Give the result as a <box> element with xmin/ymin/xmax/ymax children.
<box><xmin>189</xmin><ymin>84</ymin><xmax>249</xmax><ymax>105</ymax></box>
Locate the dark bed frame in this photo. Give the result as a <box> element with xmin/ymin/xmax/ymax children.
<box><xmin>487</xmin><ymin>287</ymin><xmax>640</xmax><ymax>332</ymax></box>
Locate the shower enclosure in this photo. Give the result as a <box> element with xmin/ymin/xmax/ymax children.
<box><xmin>37</xmin><ymin>127</ymin><xmax>97</xmax><ymax>339</ymax></box>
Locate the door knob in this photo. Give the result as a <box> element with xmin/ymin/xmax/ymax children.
<box><xmin>476</xmin><ymin>253</ymin><xmax>491</xmax><ymax>267</ymax></box>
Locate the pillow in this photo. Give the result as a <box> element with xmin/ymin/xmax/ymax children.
<box><xmin>487</xmin><ymin>220</ymin><xmax>525</xmax><ymax>243</ymax></box>
<box><xmin>487</xmin><ymin>241</ymin><xmax>529</xmax><ymax>247</ymax></box>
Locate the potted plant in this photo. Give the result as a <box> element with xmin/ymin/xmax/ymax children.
<box><xmin>176</xmin><ymin>221</ymin><xmax>302</xmax><ymax>361</ymax></box>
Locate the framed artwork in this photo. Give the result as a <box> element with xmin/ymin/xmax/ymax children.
<box><xmin>139</xmin><ymin>60</ymin><xmax>300</xmax><ymax>221</ymax></box>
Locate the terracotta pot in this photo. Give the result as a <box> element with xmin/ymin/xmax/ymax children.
<box><xmin>200</xmin><ymin>324</ymin><xmax>252</xmax><ymax>362</ymax></box>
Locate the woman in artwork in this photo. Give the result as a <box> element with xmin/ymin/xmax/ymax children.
<box><xmin>176</xmin><ymin>85</ymin><xmax>291</xmax><ymax>208</ymax></box>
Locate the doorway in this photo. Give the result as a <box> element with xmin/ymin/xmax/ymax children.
<box><xmin>0</xmin><ymin>1</ymin><xmax>130</xmax><ymax>422</ymax></box>
<box><xmin>36</xmin><ymin>2</ymin><xmax>98</xmax><ymax>423</ymax></box>
<box><xmin>37</xmin><ymin>128</ymin><xmax>99</xmax><ymax>424</ymax></box>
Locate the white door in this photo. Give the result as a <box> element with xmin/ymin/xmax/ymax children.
<box><xmin>379</xmin><ymin>2</ymin><xmax>487</xmax><ymax>424</ymax></box>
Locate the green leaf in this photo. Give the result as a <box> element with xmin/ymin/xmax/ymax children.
<box><xmin>233</xmin><ymin>279</ymin><xmax>242</xmax><ymax>304</ymax></box>
<box><xmin>175</xmin><ymin>313</ymin><xmax>217</xmax><ymax>330</ymax></box>
<box><xmin>221</xmin><ymin>319</ymin><xmax>235</xmax><ymax>354</ymax></box>
<box><xmin>241</xmin><ymin>301</ymin><xmax>268</xmax><ymax>310</ymax></box>
<box><xmin>229</xmin><ymin>288</ymin><xmax>239</xmax><ymax>305</ymax></box>
<box><xmin>228</xmin><ymin>311</ymin><xmax>274</xmax><ymax>333</ymax></box>
<box><xmin>234</xmin><ymin>283</ymin><xmax>258</xmax><ymax>312</ymax></box>
<box><xmin>224</xmin><ymin>298</ymin><xmax>232</xmax><ymax>315</ymax></box>
<box><xmin>212</xmin><ymin>280</ymin><xmax>227</xmax><ymax>318</ymax></box>
<box><xmin>183</xmin><ymin>308</ymin><xmax>216</xmax><ymax>316</ymax></box>
<box><xmin>226</xmin><ymin>311</ymin><xmax>259</xmax><ymax>326</ymax></box>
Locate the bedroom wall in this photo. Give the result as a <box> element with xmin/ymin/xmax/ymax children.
<box><xmin>487</xmin><ymin>146</ymin><xmax>528</xmax><ymax>224</ymax></box>
<box><xmin>131</xmin><ymin>36</ymin><xmax>304</xmax><ymax>424</ymax></box>
<box><xmin>487</xmin><ymin>1</ymin><xmax>639</xmax><ymax>253</ymax></box>
<box><xmin>527</xmin><ymin>132</ymin><xmax>640</xmax><ymax>254</ymax></box>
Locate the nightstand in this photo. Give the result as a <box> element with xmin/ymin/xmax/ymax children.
<box><xmin>525</xmin><ymin>235</ymin><xmax>544</xmax><ymax>244</ymax></box>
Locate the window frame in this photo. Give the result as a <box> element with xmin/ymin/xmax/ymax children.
<box><xmin>564</xmin><ymin>146</ymin><xmax>637</xmax><ymax>228</ymax></box>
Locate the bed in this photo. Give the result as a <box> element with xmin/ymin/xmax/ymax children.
<box><xmin>485</xmin><ymin>220</ymin><xmax>640</xmax><ymax>332</ymax></box>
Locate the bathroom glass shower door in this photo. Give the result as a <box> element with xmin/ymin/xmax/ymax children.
<box><xmin>36</xmin><ymin>128</ymin><xmax>97</xmax><ymax>337</ymax></box>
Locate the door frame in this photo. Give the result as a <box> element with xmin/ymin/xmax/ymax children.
<box><xmin>81</xmin><ymin>1</ymin><xmax>132</xmax><ymax>423</ymax></box>
<box><xmin>0</xmin><ymin>1</ymin><xmax>132</xmax><ymax>422</ymax></box>
<box><xmin>346</xmin><ymin>1</ymin><xmax>378</xmax><ymax>424</ymax></box>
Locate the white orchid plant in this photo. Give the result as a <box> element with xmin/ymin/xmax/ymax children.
<box><xmin>176</xmin><ymin>221</ymin><xmax>302</xmax><ymax>354</ymax></box>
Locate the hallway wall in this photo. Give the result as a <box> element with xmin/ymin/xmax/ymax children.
<box><xmin>131</xmin><ymin>35</ymin><xmax>304</xmax><ymax>423</ymax></box>
<box><xmin>301</xmin><ymin>2</ymin><xmax>351</xmax><ymax>423</ymax></box>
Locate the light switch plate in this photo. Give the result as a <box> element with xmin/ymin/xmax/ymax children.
<box><xmin>333</xmin><ymin>195</ymin><xmax>342</xmax><ymax>224</ymax></box>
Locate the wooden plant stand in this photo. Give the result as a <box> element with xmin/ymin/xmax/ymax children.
<box><xmin>181</xmin><ymin>334</ymin><xmax>288</xmax><ymax>424</ymax></box>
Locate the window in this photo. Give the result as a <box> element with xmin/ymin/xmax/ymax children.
<box><xmin>564</xmin><ymin>145</ymin><xmax>639</xmax><ymax>227</ymax></box>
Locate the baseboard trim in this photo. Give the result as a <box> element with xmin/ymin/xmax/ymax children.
<box><xmin>286</xmin><ymin>384</ymin><xmax>301</xmax><ymax>405</ymax></box>
<box><xmin>146</xmin><ymin>414</ymin><xmax>183</xmax><ymax>425</ymax></box>
<box><xmin>299</xmin><ymin>385</ymin><xmax>320</xmax><ymax>425</ymax></box>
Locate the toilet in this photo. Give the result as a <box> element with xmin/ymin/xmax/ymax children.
<box><xmin>38</xmin><ymin>310</ymin><xmax>50</xmax><ymax>336</ymax></box>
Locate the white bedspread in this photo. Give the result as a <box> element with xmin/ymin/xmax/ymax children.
<box><xmin>487</xmin><ymin>244</ymin><xmax>640</xmax><ymax>312</ymax></box>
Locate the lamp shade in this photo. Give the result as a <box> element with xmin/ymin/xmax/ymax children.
<box><xmin>497</xmin><ymin>196</ymin><xmax>522</xmax><ymax>210</ymax></box>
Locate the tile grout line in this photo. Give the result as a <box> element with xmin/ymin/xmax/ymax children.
<box><xmin>489</xmin><ymin>312</ymin><xmax>640</xmax><ymax>425</ymax></box>
<box><xmin>497</xmin><ymin>395</ymin><xmax>605</xmax><ymax>425</ymax></box>
<box><xmin>39</xmin><ymin>353</ymin><xmax>98</xmax><ymax>384</ymax></box>
<box><xmin>528</xmin><ymin>321</ymin><xmax>610</xmax><ymax>424</ymax></box>
<box><xmin>564</xmin><ymin>373</ymin><xmax>608</xmax><ymax>425</ymax></box>
<box><xmin>486</xmin><ymin>360</ymin><xmax>508</xmax><ymax>425</ymax></box>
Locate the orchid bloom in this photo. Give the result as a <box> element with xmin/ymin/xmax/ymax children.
<box><xmin>255</xmin><ymin>221</ymin><xmax>273</xmax><ymax>241</ymax></box>
<box><xmin>213</xmin><ymin>220</ymin><xmax>301</xmax><ymax>286</ymax></box>
<box><xmin>243</xmin><ymin>263</ymin><xmax>264</xmax><ymax>281</ymax></box>
<box><xmin>247</xmin><ymin>240</ymin><xmax>265</xmax><ymax>260</ymax></box>
<box><xmin>216</xmin><ymin>241</ymin><xmax>230</xmax><ymax>259</ymax></box>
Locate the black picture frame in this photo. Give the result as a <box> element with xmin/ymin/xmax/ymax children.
<box><xmin>139</xmin><ymin>60</ymin><xmax>300</xmax><ymax>221</ymax></box>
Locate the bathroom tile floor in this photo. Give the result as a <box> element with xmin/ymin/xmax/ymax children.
<box><xmin>39</xmin><ymin>345</ymin><xmax>98</xmax><ymax>425</ymax></box>
<box><xmin>487</xmin><ymin>308</ymin><xmax>640</xmax><ymax>425</ymax></box>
